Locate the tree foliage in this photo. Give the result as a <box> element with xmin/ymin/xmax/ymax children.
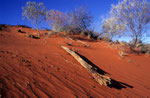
<box><xmin>110</xmin><ymin>0</ymin><xmax>150</xmax><ymax>46</ymax></box>
<box><xmin>102</xmin><ymin>17</ymin><xmax>126</xmax><ymax>40</ymax></box>
<box><xmin>70</xmin><ymin>5</ymin><xmax>93</xmax><ymax>32</ymax></box>
<box><xmin>45</xmin><ymin>5</ymin><xmax>93</xmax><ymax>34</ymax></box>
<box><xmin>22</xmin><ymin>1</ymin><xmax>46</xmax><ymax>36</ymax></box>
<box><xmin>46</xmin><ymin>10</ymin><xmax>68</xmax><ymax>32</ymax></box>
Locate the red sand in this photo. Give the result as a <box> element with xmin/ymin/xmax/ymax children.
<box><xmin>0</xmin><ymin>25</ymin><xmax>150</xmax><ymax>97</ymax></box>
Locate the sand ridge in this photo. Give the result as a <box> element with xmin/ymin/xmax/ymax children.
<box><xmin>0</xmin><ymin>25</ymin><xmax>150</xmax><ymax>97</ymax></box>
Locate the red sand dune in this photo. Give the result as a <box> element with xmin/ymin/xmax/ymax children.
<box><xmin>0</xmin><ymin>25</ymin><xmax>150</xmax><ymax>97</ymax></box>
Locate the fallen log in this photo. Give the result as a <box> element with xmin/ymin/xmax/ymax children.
<box><xmin>61</xmin><ymin>46</ymin><xmax>111</xmax><ymax>86</ymax></box>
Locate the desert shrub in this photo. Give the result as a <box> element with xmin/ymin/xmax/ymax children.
<box><xmin>45</xmin><ymin>5</ymin><xmax>93</xmax><ymax>36</ymax></box>
<box><xmin>65</xmin><ymin>29</ymin><xmax>73</xmax><ymax>35</ymax></box>
<box><xmin>101</xmin><ymin>36</ymin><xmax>112</xmax><ymax>42</ymax></box>
<box><xmin>0</xmin><ymin>24</ymin><xmax>7</xmax><ymax>28</ymax></box>
<box><xmin>65</xmin><ymin>28</ymin><xmax>82</xmax><ymax>35</ymax></box>
<box><xmin>120</xmin><ymin>41</ymin><xmax>125</xmax><ymax>45</ymax></box>
<box><xmin>114</xmin><ymin>40</ymin><xmax>120</xmax><ymax>44</ymax></box>
<box><xmin>52</xmin><ymin>31</ymin><xmax>57</xmax><ymax>35</ymax></box>
<box><xmin>16</xmin><ymin>25</ymin><xmax>31</xmax><ymax>28</ymax></box>
<box><xmin>0</xmin><ymin>25</ymin><xmax>3</xmax><ymax>31</ymax></box>
<box><xmin>58</xmin><ymin>5</ymin><xmax>93</xmax><ymax>35</ymax></box>
<box><xmin>0</xmin><ymin>24</ymin><xmax>10</xmax><ymax>32</ymax></box>
<box><xmin>0</xmin><ymin>27</ymin><xmax>2</xmax><ymax>31</ymax></box>
<box><xmin>43</xmin><ymin>32</ymin><xmax>50</xmax><ymax>37</ymax></box>
<box><xmin>139</xmin><ymin>46</ymin><xmax>148</xmax><ymax>53</ymax></box>
<box><xmin>17</xmin><ymin>29</ymin><xmax>22</xmax><ymax>32</ymax></box>
<box><xmin>28</xmin><ymin>34</ymin><xmax>40</xmax><ymax>39</ymax></box>
<box><xmin>93</xmin><ymin>34</ymin><xmax>100</xmax><ymax>40</ymax></box>
<box><xmin>80</xmin><ymin>31</ymin><xmax>85</xmax><ymax>37</ymax></box>
<box><xmin>87</xmin><ymin>33</ymin><xmax>91</xmax><ymax>39</ymax></box>
<box><xmin>17</xmin><ymin>29</ymin><xmax>26</xmax><ymax>33</ymax></box>
<box><xmin>84</xmin><ymin>31</ymin><xmax>100</xmax><ymax>40</ymax></box>
<box><xmin>146</xmin><ymin>50</ymin><xmax>150</xmax><ymax>55</ymax></box>
<box><xmin>129</xmin><ymin>39</ymin><xmax>143</xmax><ymax>48</ymax></box>
<box><xmin>43</xmin><ymin>31</ymin><xmax>58</xmax><ymax>37</ymax></box>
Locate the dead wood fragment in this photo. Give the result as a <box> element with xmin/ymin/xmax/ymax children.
<box><xmin>61</xmin><ymin>46</ymin><xmax>111</xmax><ymax>86</ymax></box>
<box><xmin>118</xmin><ymin>51</ymin><xmax>128</xmax><ymax>58</ymax></box>
<box><xmin>77</xmin><ymin>40</ymin><xmax>89</xmax><ymax>47</ymax></box>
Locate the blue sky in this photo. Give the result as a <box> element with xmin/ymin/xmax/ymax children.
<box><xmin>0</xmin><ymin>0</ymin><xmax>118</xmax><ymax>30</ymax></box>
<box><xmin>0</xmin><ymin>0</ymin><xmax>150</xmax><ymax>43</ymax></box>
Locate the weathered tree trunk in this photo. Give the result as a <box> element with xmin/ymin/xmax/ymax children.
<box><xmin>61</xmin><ymin>46</ymin><xmax>111</xmax><ymax>86</ymax></box>
<box><xmin>133</xmin><ymin>36</ymin><xmax>138</xmax><ymax>47</ymax></box>
<box><xmin>35</xmin><ymin>23</ymin><xmax>40</xmax><ymax>37</ymax></box>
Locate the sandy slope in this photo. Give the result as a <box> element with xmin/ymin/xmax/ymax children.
<box><xmin>0</xmin><ymin>25</ymin><xmax>150</xmax><ymax>97</ymax></box>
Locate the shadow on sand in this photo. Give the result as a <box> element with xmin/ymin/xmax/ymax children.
<box><xmin>76</xmin><ymin>52</ymin><xmax>133</xmax><ymax>90</ymax></box>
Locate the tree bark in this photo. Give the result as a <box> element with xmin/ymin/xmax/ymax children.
<box><xmin>35</xmin><ymin>22</ymin><xmax>40</xmax><ymax>37</ymax></box>
<box><xmin>133</xmin><ymin>36</ymin><xmax>138</xmax><ymax>47</ymax></box>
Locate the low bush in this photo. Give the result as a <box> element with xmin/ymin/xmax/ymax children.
<box><xmin>16</xmin><ymin>25</ymin><xmax>31</xmax><ymax>28</ymax></box>
<box><xmin>129</xmin><ymin>39</ymin><xmax>142</xmax><ymax>47</ymax></box>
<box><xmin>86</xmin><ymin>31</ymin><xmax>100</xmax><ymax>40</ymax></box>
<box><xmin>28</xmin><ymin>34</ymin><xmax>40</xmax><ymax>39</ymax></box>
<box><xmin>17</xmin><ymin>29</ymin><xmax>26</xmax><ymax>33</ymax></box>
<box><xmin>114</xmin><ymin>40</ymin><xmax>120</xmax><ymax>44</ymax></box>
<box><xmin>66</xmin><ymin>28</ymin><xmax>82</xmax><ymax>35</ymax></box>
<box><xmin>80</xmin><ymin>31</ymin><xmax>85</xmax><ymax>37</ymax></box>
<box><xmin>139</xmin><ymin>46</ymin><xmax>148</xmax><ymax>53</ymax></box>
<box><xmin>17</xmin><ymin>29</ymin><xmax>22</xmax><ymax>32</ymax></box>
<box><xmin>0</xmin><ymin>24</ymin><xmax>10</xmax><ymax>32</ymax></box>
<box><xmin>146</xmin><ymin>50</ymin><xmax>150</xmax><ymax>55</ymax></box>
<box><xmin>101</xmin><ymin>36</ymin><xmax>112</xmax><ymax>42</ymax></box>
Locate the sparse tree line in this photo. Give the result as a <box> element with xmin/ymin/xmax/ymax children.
<box><xmin>22</xmin><ymin>2</ymin><xmax>97</xmax><ymax>39</ymax></box>
<box><xmin>22</xmin><ymin>0</ymin><xmax>150</xmax><ymax>48</ymax></box>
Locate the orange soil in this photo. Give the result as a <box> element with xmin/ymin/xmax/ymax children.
<box><xmin>0</xmin><ymin>25</ymin><xmax>150</xmax><ymax>97</ymax></box>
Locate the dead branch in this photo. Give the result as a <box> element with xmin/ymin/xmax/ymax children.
<box><xmin>61</xmin><ymin>46</ymin><xmax>111</xmax><ymax>86</ymax></box>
